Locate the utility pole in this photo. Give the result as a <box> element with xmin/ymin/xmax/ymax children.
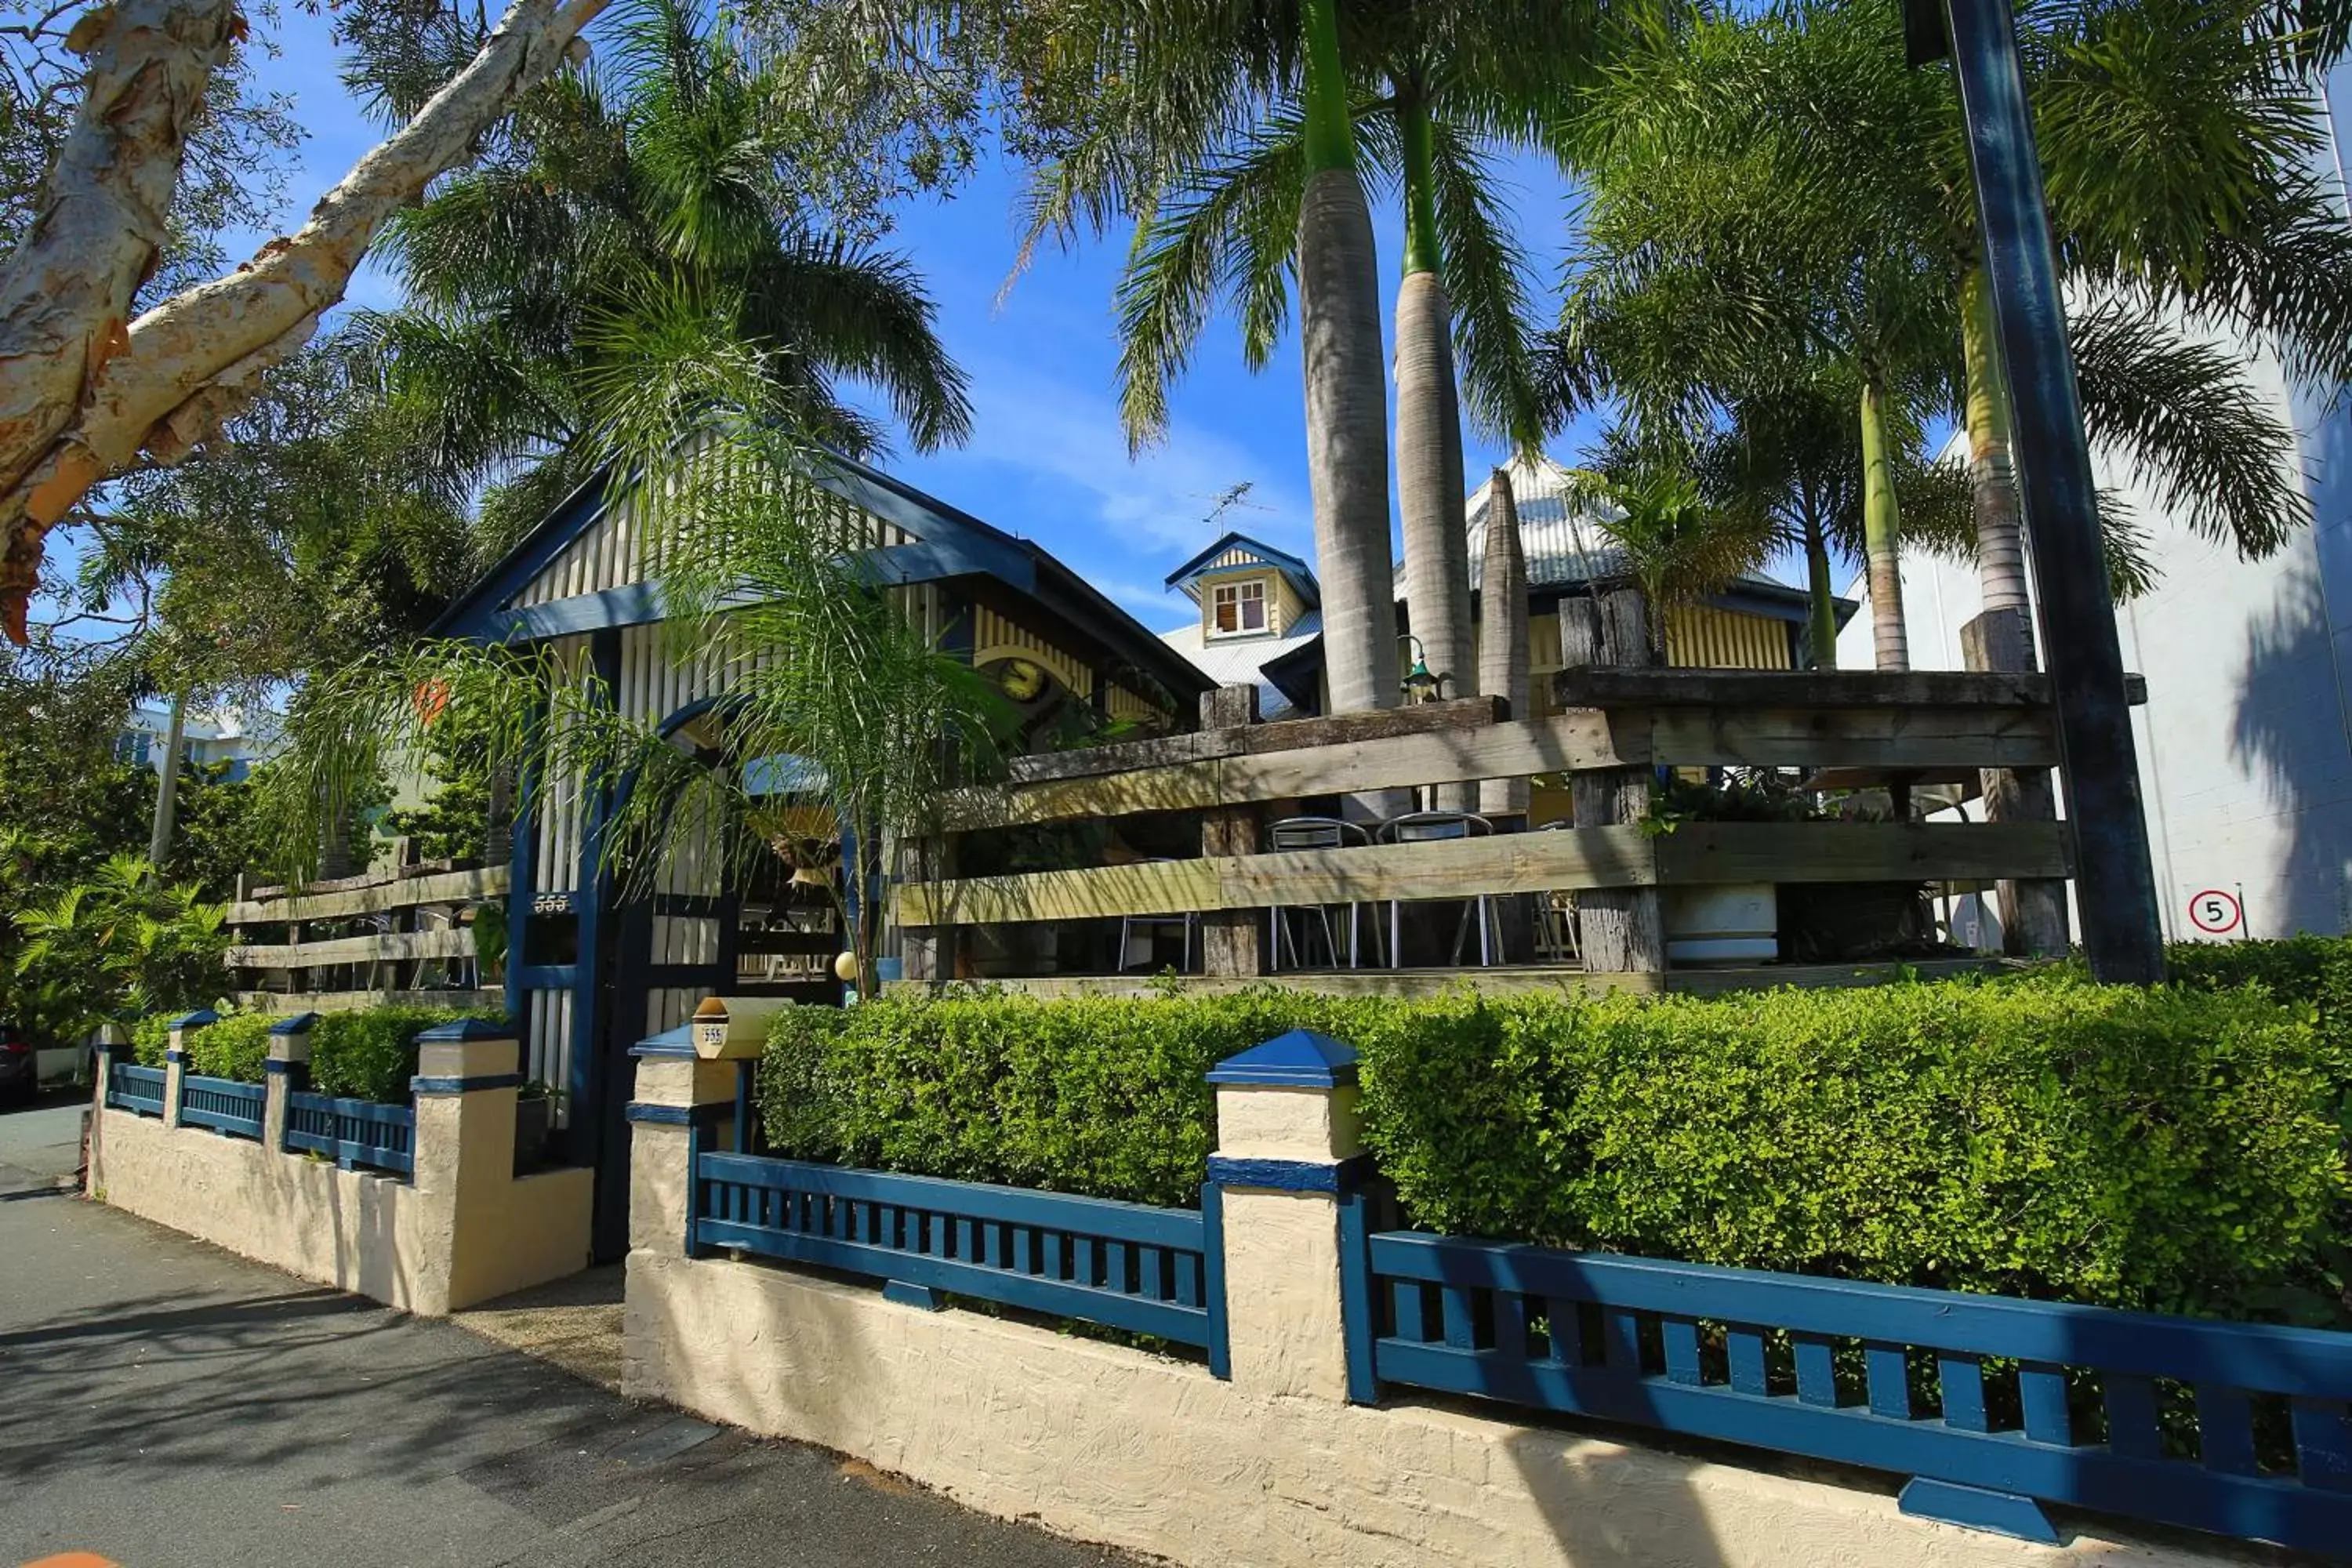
<box><xmin>147</xmin><ymin>690</ymin><xmax>187</xmax><ymax>868</ymax></box>
<box><xmin>1914</xmin><ymin>0</ymin><xmax>2166</xmax><ymax>983</ymax></box>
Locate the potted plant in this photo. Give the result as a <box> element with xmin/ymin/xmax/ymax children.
<box><xmin>514</xmin><ymin>1080</ymin><xmax>554</xmax><ymax>1173</ymax></box>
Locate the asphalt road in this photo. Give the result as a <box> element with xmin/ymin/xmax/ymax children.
<box><xmin>0</xmin><ymin>1094</ymin><xmax>84</xmax><ymax>1197</ymax></box>
<box><xmin>0</xmin><ymin>1192</ymin><xmax>1139</xmax><ymax>1568</ymax></box>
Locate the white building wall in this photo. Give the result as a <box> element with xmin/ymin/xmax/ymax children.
<box><xmin>1838</xmin><ymin>358</ymin><xmax>2352</xmax><ymax>945</ymax></box>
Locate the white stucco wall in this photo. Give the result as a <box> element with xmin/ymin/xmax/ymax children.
<box><xmin>1838</xmin><ymin>334</ymin><xmax>2352</xmax><ymax>944</ymax></box>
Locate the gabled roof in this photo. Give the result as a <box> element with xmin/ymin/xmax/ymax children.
<box><xmin>430</xmin><ymin>446</ymin><xmax>1213</xmax><ymax>705</ymax></box>
<box><xmin>1163</xmin><ymin>532</ymin><xmax>1320</xmax><ymax>609</ymax></box>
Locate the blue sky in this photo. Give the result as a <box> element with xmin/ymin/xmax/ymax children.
<box><xmin>221</xmin><ymin>7</ymin><xmax>1598</xmax><ymax>638</ymax></box>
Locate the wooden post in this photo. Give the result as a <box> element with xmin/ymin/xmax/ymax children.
<box><xmin>1563</xmin><ymin>590</ymin><xmax>1665</xmax><ymax>976</ymax></box>
<box><xmin>1199</xmin><ymin>685</ymin><xmax>1264</xmax><ymax>978</ymax></box>
<box><xmin>1961</xmin><ymin>609</ymin><xmax>2068</xmax><ymax>956</ymax></box>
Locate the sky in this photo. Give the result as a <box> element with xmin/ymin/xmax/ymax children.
<box><xmin>212</xmin><ymin>6</ymin><xmax>1602</xmax><ymax>641</ymax></box>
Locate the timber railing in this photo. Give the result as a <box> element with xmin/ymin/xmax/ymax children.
<box><xmin>895</xmin><ymin>670</ymin><xmax>2086</xmax><ymax>982</ymax></box>
<box><xmin>283</xmin><ymin>1091</ymin><xmax>416</xmax><ymax>1177</ymax></box>
<box><xmin>223</xmin><ymin>862</ymin><xmax>507</xmax><ymax>1014</ymax></box>
<box><xmin>688</xmin><ymin>1129</ymin><xmax>1226</xmax><ymax>1363</ymax></box>
<box><xmin>1340</xmin><ymin>1221</ymin><xmax>2352</xmax><ymax>1554</ymax></box>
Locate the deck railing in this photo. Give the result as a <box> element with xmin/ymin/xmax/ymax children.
<box><xmin>283</xmin><ymin>1091</ymin><xmax>416</xmax><ymax>1177</ymax></box>
<box><xmin>689</xmin><ymin>1138</ymin><xmax>1225</xmax><ymax>1363</ymax></box>
<box><xmin>105</xmin><ymin>1060</ymin><xmax>167</xmax><ymax>1117</ymax></box>
<box><xmin>1339</xmin><ymin>1220</ymin><xmax>2352</xmax><ymax>1553</ymax></box>
<box><xmin>895</xmin><ymin>670</ymin><xmax>2092</xmax><ymax>985</ymax></box>
<box><xmin>177</xmin><ymin>1073</ymin><xmax>265</xmax><ymax>1140</ymax></box>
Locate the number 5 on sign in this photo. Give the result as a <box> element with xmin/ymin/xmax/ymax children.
<box><xmin>2189</xmin><ymin>889</ymin><xmax>2243</xmax><ymax>936</ymax></box>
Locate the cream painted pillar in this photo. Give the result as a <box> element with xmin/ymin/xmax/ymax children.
<box><xmin>1205</xmin><ymin>1030</ymin><xmax>1369</xmax><ymax>1403</ymax></box>
<box><xmin>161</xmin><ymin>1007</ymin><xmax>216</xmax><ymax>1128</ymax></box>
<box><xmin>89</xmin><ymin>1025</ymin><xmax>123</xmax><ymax>1116</ymax></box>
<box><xmin>626</xmin><ymin>1022</ymin><xmax>744</xmax><ymax>1259</ymax></box>
<box><xmin>262</xmin><ymin>1011</ymin><xmax>317</xmax><ymax>1149</ymax></box>
<box><xmin>409</xmin><ymin>1018</ymin><xmax>522</xmax><ymax>1203</ymax></box>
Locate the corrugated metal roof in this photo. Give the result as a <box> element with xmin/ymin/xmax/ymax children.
<box><xmin>1158</xmin><ymin>610</ymin><xmax>1323</xmax><ymax>720</ymax></box>
<box><xmin>1455</xmin><ymin>453</ymin><xmax>1800</xmax><ymax>601</ymax></box>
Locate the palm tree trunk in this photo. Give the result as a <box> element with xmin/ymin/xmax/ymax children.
<box><xmin>1802</xmin><ymin>509</ymin><xmax>1838</xmax><ymax>670</ymax></box>
<box><xmin>1960</xmin><ymin>265</ymin><xmax>2036</xmax><ymax>672</ymax></box>
<box><xmin>147</xmin><ymin>690</ymin><xmax>187</xmax><ymax>867</ymax></box>
<box><xmin>1392</xmin><ymin>84</ymin><xmax>1473</xmax><ymax>808</ymax></box>
<box><xmin>1859</xmin><ymin>372</ymin><xmax>1910</xmax><ymax>671</ymax></box>
<box><xmin>1478</xmin><ymin>466</ymin><xmax>1530</xmax><ymax>820</ymax></box>
<box><xmin>1961</xmin><ymin>267</ymin><xmax>2069</xmax><ymax>956</ymax></box>
<box><xmin>1297</xmin><ymin>0</ymin><xmax>1399</xmax><ymax>753</ymax></box>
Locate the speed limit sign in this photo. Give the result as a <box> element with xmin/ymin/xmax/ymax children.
<box><xmin>2188</xmin><ymin>889</ymin><xmax>2243</xmax><ymax>935</ymax></box>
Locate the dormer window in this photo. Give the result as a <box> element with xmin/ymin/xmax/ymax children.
<box><xmin>1210</xmin><ymin>578</ymin><xmax>1269</xmax><ymax>637</ymax></box>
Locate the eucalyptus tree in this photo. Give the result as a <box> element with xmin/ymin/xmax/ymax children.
<box><xmin>368</xmin><ymin>0</ymin><xmax>971</xmax><ymax>512</ymax></box>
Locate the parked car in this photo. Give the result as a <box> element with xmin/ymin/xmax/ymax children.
<box><xmin>0</xmin><ymin>1019</ymin><xmax>35</xmax><ymax>1105</ymax></box>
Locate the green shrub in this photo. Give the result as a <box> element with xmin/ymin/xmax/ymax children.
<box><xmin>129</xmin><ymin>1009</ymin><xmax>271</xmax><ymax>1080</ymax></box>
<box><xmin>762</xmin><ymin>990</ymin><xmax>1366</xmax><ymax>1209</ymax></box>
<box><xmin>185</xmin><ymin>1013</ymin><xmax>274</xmax><ymax>1082</ymax></box>
<box><xmin>767</xmin><ymin>975</ymin><xmax>2347</xmax><ymax>1319</ymax></box>
<box><xmin>1354</xmin><ymin>978</ymin><xmax>2347</xmax><ymax>1318</ymax></box>
<box><xmin>309</xmin><ymin>1006</ymin><xmax>503</xmax><ymax>1103</ymax></box>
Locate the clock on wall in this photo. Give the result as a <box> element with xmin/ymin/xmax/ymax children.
<box><xmin>996</xmin><ymin>657</ymin><xmax>1048</xmax><ymax>702</ymax></box>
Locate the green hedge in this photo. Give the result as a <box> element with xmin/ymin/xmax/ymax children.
<box><xmin>762</xmin><ymin>991</ymin><xmax>1359</xmax><ymax>1210</ymax></box>
<box><xmin>309</xmin><ymin>1006</ymin><xmax>504</xmax><ymax>1103</ymax></box>
<box><xmin>129</xmin><ymin>1011</ymin><xmax>272</xmax><ymax>1080</ymax></box>
<box><xmin>764</xmin><ymin>964</ymin><xmax>2349</xmax><ymax>1320</ymax></box>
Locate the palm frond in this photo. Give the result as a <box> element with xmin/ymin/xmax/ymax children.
<box><xmin>2071</xmin><ymin>298</ymin><xmax>2310</xmax><ymax>558</ymax></box>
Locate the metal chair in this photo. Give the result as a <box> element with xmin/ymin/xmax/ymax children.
<box><xmin>1119</xmin><ymin>860</ymin><xmax>1197</xmax><ymax>973</ymax></box>
<box><xmin>1379</xmin><ymin>811</ymin><xmax>1498</xmax><ymax>967</ymax></box>
<box><xmin>1265</xmin><ymin>817</ymin><xmax>1380</xmax><ymax>970</ymax></box>
<box><xmin>1534</xmin><ymin>818</ymin><xmax>1584</xmax><ymax>965</ymax></box>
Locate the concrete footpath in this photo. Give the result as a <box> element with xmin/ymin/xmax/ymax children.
<box><xmin>0</xmin><ymin>1187</ymin><xmax>1140</xmax><ymax>1568</ymax></box>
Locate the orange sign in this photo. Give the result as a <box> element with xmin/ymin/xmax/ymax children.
<box><xmin>413</xmin><ymin>676</ymin><xmax>452</xmax><ymax>728</ymax></box>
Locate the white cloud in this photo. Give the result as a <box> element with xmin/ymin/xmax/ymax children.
<box><xmin>920</xmin><ymin>358</ymin><xmax>1315</xmax><ymax>560</ymax></box>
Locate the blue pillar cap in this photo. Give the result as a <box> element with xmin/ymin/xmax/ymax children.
<box><xmin>169</xmin><ymin>1008</ymin><xmax>220</xmax><ymax>1030</ymax></box>
<box><xmin>629</xmin><ymin>1024</ymin><xmax>699</xmax><ymax>1058</ymax></box>
<box><xmin>267</xmin><ymin>1011</ymin><xmax>321</xmax><ymax>1036</ymax></box>
<box><xmin>1207</xmin><ymin>1029</ymin><xmax>1359</xmax><ymax>1088</ymax></box>
<box><xmin>412</xmin><ymin>1017</ymin><xmax>513</xmax><ymax>1044</ymax></box>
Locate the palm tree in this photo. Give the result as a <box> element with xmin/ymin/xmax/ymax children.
<box><xmin>1552</xmin><ymin>53</ymin><xmax>1965</xmax><ymax>670</ymax></box>
<box><xmin>1563</xmin><ymin>0</ymin><xmax>2334</xmax><ymax>678</ymax></box>
<box><xmin>1018</xmin><ymin>2</ymin><xmax>1606</xmax><ymax>724</ymax></box>
<box><xmin>1568</xmin><ymin>431</ymin><xmax>1781</xmax><ymax>664</ymax></box>
<box><xmin>367</xmin><ymin>0</ymin><xmax>971</xmax><ymax>510</ymax></box>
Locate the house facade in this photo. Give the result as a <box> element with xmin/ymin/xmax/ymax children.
<box><xmin>1159</xmin><ymin>454</ymin><xmax>1853</xmax><ymax>822</ymax></box>
<box><xmin>434</xmin><ymin>452</ymin><xmax>1211</xmax><ymax>1258</ymax></box>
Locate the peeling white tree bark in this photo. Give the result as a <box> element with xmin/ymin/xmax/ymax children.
<box><xmin>0</xmin><ymin>0</ymin><xmax>609</xmax><ymax>641</ymax></box>
<box><xmin>0</xmin><ymin>0</ymin><xmax>244</xmax><ymax>637</ymax></box>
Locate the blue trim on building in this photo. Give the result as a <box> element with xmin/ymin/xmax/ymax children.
<box><xmin>1164</xmin><ymin>531</ymin><xmax>1321</xmax><ymax>608</ymax></box>
<box><xmin>1205</xmin><ymin>1154</ymin><xmax>1376</xmax><ymax>1193</ymax></box>
<box><xmin>1206</xmin><ymin>1029</ymin><xmax>1359</xmax><ymax>1088</ymax></box>
<box><xmin>411</xmin><ymin>1073</ymin><xmax>524</xmax><ymax>1096</ymax></box>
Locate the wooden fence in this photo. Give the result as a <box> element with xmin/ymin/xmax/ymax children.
<box><xmin>224</xmin><ymin>862</ymin><xmax>507</xmax><ymax>1014</ymax></box>
<box><xmin>892</xmin><ymin>668</ymin><xmax>2080</xmax><ymax>992</ymax></box>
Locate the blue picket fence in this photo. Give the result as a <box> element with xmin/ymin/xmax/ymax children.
<box><xmin>284</xmin><ymin>1091</ymin><xmax>415</xmax><ymax>1177</ymax></box>
<box><xmin>689</xmin><ymin>1140</ymin><xmax>1226</xmax><ymax>1363</ymax></box>
<box><xmin>105</xmin><ymin>1061</ymin><xmax>166</xmax><ymax>1117</ymax></box>
<box><xmin>177</xmin><ymin>1073</ymin><xmax>264</xmax><ymax>1140</ymax></box>
<box><xmin>1339</xmin><ymin>1214</ymin><xmax>2352</xmax><ymax>1554</ymax></box>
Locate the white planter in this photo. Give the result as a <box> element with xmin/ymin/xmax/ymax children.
<box><xmin>1662</xmin><ymin>883</ymin><xmax>1779</xmax><ymax>966</ymax></box>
